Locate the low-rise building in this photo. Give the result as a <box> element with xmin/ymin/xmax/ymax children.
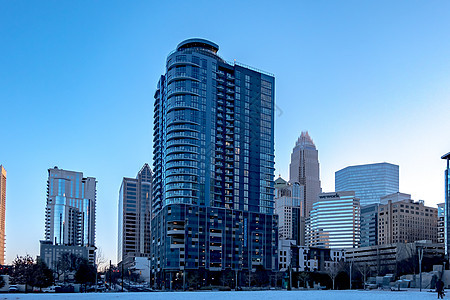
<box><xmin>345</xmin><ymin>240</ymin><xmax>444</xmax><ymax>275</ymax></box>
<box><xmin>40</xmin><ymin>240</ymin><xmax>96</xmax><ymax>270</ymax></box>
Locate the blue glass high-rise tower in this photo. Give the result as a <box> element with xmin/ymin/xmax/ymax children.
<box><xmin>335</xmin><ymin>162</ymin><xmax>399</xmax><ymax>207</ymax></box>
<box><xmin>151</xmin><ymin>39</ymin><xmax>277</xmax><ymax>288</ymax></box>
<box><xmin>442</xmin><ymin>152</ymin><xmax>450</xmax><ymax>256</ymax></box>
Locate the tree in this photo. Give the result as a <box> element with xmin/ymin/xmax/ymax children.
<box><xmin>0</xmin><ymin>276</ymin><xmax>5</xmax><ymax>289</ymax></box>
<box><xmin>56</xmin><ymin>253</ymin><xmax>84</xmax><ymax>283</ymax></box>
<box><xmin>10</xmin><ymin>255</ymin><xmax>35</xmax><ymax>292</ymax></box>
<box><xmin>326</xmin><ymin>262</ymin><xmax>341</xmax><ymax>290</ymax></box>
<box><xmin>355</xmin><ymin>262</ymin><xmax>371</xmax><ymax>289</ymax></box>
<box><xmin>75</xmin><ymin>259</ymin><xmax>96</xmax><ymax>292</ymax></box>
<box><xmin>296</xmin><ymin>271</ymin><xmax>310</xmax><ymax>288</ymax></box>
<box><xmin>30</xmin><ymin>259</ymin><xmax>53</xmax><ymax>290</ymax></box>
<box><xmin>253</xmin><ymin>265</ymin><xmax>270</xmax><ymax>287</ymax></box>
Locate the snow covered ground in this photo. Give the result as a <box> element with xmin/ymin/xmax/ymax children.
<box><xmin>0</xmin><ymin>290</ymin><xmax>441</xmax><ymax>300</ymax></box>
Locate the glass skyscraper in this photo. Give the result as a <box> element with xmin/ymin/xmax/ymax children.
<box><xmin>41</xmin><ymin>167</ymin><xmax>96</xmax><ymax>269</ymax></box>
<box><xmin>0</xmin><ymin>165</ymin><xmax>6</xmax><ymax>265</ymax></box>
<box><xmin>151</xmin><ymin>39</ymin><xmax>277</xmax><ymax>288</ymax></box>
<box><xmin>442</xmin><ymin>152</ymin><xmax>450</xmax><ymax>256</ymax></box>
<box><xmin>44</xmin><ymin>167</ymin><xmax>96</xmax><ymax>247</ymax></box>
<box><xmin>335</xmin><ymin>162</ymin><xmax>399</xmax><ymax>207</ymax></box>
<box><xmin>118</xmin><ymin>163</ymin><xmax>152</xmax><ymax>264</ymax></box>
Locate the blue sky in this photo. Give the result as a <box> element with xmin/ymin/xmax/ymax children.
<box><xmin>1</xmin><ymin>1</ymin><xmax>450</xmax><ymax>264</ymax></box>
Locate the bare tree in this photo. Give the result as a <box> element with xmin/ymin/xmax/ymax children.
<box><xmin>94</xmin><ymin>247</ymin><xmax>107</xmax><ymax>291</ymax></box>
<box><xmin>356</xmin><ymin>262</ymin><xmax>371</xmax><ymax>289</ymax></box>
<box><xmin>326</xmin><ymin>262</ymin><xmax>341</xmax><ymax>290</ymax></box>
<box><xmin>96</xmin><ymin>248</ymin><xmax>107</xmax><ymax>270</ymax></box>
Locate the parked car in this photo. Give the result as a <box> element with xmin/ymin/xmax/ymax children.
<box><xmin>9</xmin><ymin>285</ymin><xmax>19</xmax><ymax>292</ymax></box>
<box><xmin>42</xmin><ymin>285</ymin><xmax>60</xmax><ymax>293</ymax></box>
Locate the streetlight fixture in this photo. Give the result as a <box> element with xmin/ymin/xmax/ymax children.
<box><xmin>418</xmin><ymin>247</ymin><xmax>424</xmax><ymax>292</ymax></box>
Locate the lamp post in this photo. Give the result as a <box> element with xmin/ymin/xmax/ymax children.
<box><xmin>418</xmin><ymin>247</ymin><xmax>424</xmax><ymax>292</ymax></box>
<box><xmin>349</xmin><ymin>259</ymin><xmax>353</xmax><ymax>290</ymax></box>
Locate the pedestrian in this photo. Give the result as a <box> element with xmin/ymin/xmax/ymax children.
<box><xmin>436</xmin><ymin>278</ymin><xmax>444</xmax><ymax>299</ymax></box>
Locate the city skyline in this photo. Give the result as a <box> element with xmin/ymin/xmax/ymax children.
<box><xmin>1</xmin><ymin>1</ymin><xmax>450</xmax><ymax>264</ymax></box>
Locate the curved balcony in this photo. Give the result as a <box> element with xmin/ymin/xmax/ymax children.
<box><xmin>167</xmin><ymin>104</ymin><xmax>200</xmax><ymax>113</ymax></box>
<box><xmin>165</xmin><ymin>119</ymin><xmax>200</xmax><ymax>128</ymax></box>
<box><xmin>166</xmin><ymin>153</ymin><xmax>198</xmax><ymax>163</ymax></box>
<box><xmin>165</xmin><ymin>175</ymin><xmax>198</xmax><ymax>184</ymax></box>
<box><xmin>165</xmin><ymin>189</ymin><xmax>198</xmax><ymax>198</ymax></box>
<box><xmin>167</xmin><ymin>131</ymin><xmax>199</xmax><ymax>141</ymax></box>
<box><xmin>166</xmin><ymin>160</ymin><xmax>198</xmax><ymax>170</ymax></box>
<box><xmin>166</xmin><ymin>138</ymin><xmax>198</xmax><ymax>148</ymax></box>
<box><xmin>166</xmin><ymin>168</ymin><xmax>198</xmax><ymax>176</ymax></box>
<box><xmin>165</xmin><ymin>146</ymin><xmax>197</xmax><ymax>156</ymax></box>
<box><xmin>167</xmin><ymin>124</ymin><xmax>200</xmax><ymax>134</ymax></box>
<box><xmin>167</xmin><ymin>89</ymin><xmax>200</xmax><ymax>99</ymax></box>
<box><xmin>167</xmin><ymin>60</ymin><xmax>200</xmax><ymax>70</ymax></box>
<box><xmin>167</xmin><ymin>75</ymin><xmax>200</xmax><ymax>84</ymax></box>
<box><xmin>166</xmin><ymin>182</ymin><xmax>199</xmax><ymax>192</ymax></box>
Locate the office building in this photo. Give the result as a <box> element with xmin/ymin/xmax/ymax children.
<box><xmin>380</xmin><ymin>192</ymin><xmax>411</xmax><ymax>204</ymax></box>
<box><xmin>335</xmin><ymin>162</ymin><xmax>399</xmax><ymax>207</ymax></box>
<box><xmin>306</xmin><ymin>191</ymin><xmax>360</xmax><ymax>249</ymax></box>
<box><xmin>289</xmin><ymin>131</ymin><xmax>321</xmax><ymax>217</ymax></box>
<box><xmin>274</xmin><ymin>177</ymin><xmax>304</xmax><ymax>244</ymax></box>
<box><xmin>0</xmin><ymin>165</ymin><xmax>5</xmax><ymax>265</ymax></box>
<box><xmin>151</xmin><ymin>39</ymin><xmax>278</xmax><ymax>287</ymax></box>
<box><xmin>118</xmin><ymin>163</ymin><xmax>152</xmax><ymax>264</ymax></box>
<box><xmin>360</xmin><ymin>203</ymin><xmax>379</xmax><ymax>247</ymax></box>
<box><xmin>41</xmin><ymin>167</ymin><xmax>96</xmax><ymax>269</ymax></box>
<box><xmin>442</xmin><ymin>152</ymin><xmax>450</xmax><ymax>256</ymax></box>
<box><xmin>378</xmin><ymin>195</ymin><xmax>437</xmax><ymax>245</ymax></box>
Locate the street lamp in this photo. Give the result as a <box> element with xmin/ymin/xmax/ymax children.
<box><xmin>349</xmin><ymin>259</ymin><xmax>353</xmax><ymax>290</ymax></box>
<box><xmin>418</xmin><ymin>247</ymin><xmax>424</xmax><ymax>292</ymax></box>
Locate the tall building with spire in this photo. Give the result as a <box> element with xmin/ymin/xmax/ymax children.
<box><xmin>151</xmin><ymin>38</ymin><xmax>278</xmax><ymax>288</ymax></box>
<box><xmin>0</xmin><ymin>165</ymin><xmax>6</xmax><ymax>265</ymax></box>
<box><xmin>289</xmin><ymin>131</ymin><xmax>321</xmax><ymax>217</ymax></box>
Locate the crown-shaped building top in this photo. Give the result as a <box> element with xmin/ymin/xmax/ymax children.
<box><xmin>295</xmin><ymin>131</ymin><xmax>316</xmax><ymax>149</ymax></box>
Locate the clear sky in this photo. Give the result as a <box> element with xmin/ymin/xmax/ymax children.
<box><xmin>1</xmin><ymin>1</ymin><xmax>450</xmax><ymax>265</ymax></box>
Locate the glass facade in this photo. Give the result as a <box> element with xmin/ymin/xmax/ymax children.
<box><xmin>335</xmin><ymin>162</ymin><xmax>399</xmax><ymax>207</ymax></box>
<box><xmin>0</xmin><ymin>166</ymin><xmax>6</xmax><ymax>265</ymax></box>
<box><xmin>442</xmin><ymin>153</ymin><xmax>450</xmax><ymax>256</ymax></box>
<box><xmin>151</xmin><ymin>39</ymin><xmax>277</xmax><ymax>286</ymax></box>
<box><xmin>45</xmin><ymin>167</ymin><xmax>96</xmax><ymax>247</ymax></box>
<box><xmin>306</xmin><ymin>191</ymin><xmax>360</xmax><ymax>249</ymax></box>
<box><xmin>360</xmin><ymin>203</ymin><xmax>378</xmax><ymax>247</ymax></box>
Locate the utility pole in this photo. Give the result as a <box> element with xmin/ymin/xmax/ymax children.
<box><xmin>109</xmin><ymin>260</ymin><xmax>112</xmax><ymax>291</ymax></box>
<box><xmin>418</xmin><ymin>247</ymin><xmax>423</xmax><ymax>292</ymax></box>
<box><xmin>289</xmin><ymin>265</ymin><xmax>292</xmax><ymax>290</ymax></box>
<box><xmin>183</xmin><ymin>270</ymin><xmax>186</xmax><ymax>291</ymax></box>
<box><xmin>349</xmin><ymin>260</ymin><xmax>353</xmax><ymax>290</ymax></box>
<box><xmin>121</xmin><ymin>263</ymin><xmax>124</xmax><ymax>292</ymax></box>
